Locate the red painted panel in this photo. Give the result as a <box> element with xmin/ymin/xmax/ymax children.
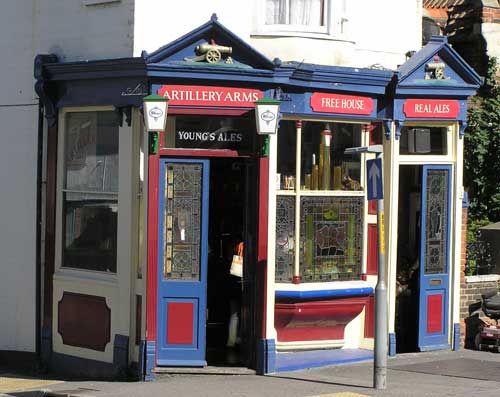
<box><xmin>275</xmin><ymin>298</ymin><xmax>367</xmax><ymax>342</ymax></box>
<box><xmin>258</xmin><ymin>157</ymin><xmax>269</xmax><ymax>339</ymax></box>
<box><xmin>364</xmin><ymin>296</ymin><xmax>375</xmax><ymax>338</ymax></box>
<box><xmin>427</xmin><ymin>294</ymin><xmax>443</xmax><ymax>333</ymax></box>
<box><xmin>368</xmin><ymin>200</ymin><xmax>377</xmax><ymax>215</ymax></box>
<box><xmin>166</xmin><ymin>302</ymin><xmax>194</xmax><ymax>345</ymax></box>
<box><xmin>310</xmin><ymin>93</ymin><xmax>373</xmax><ymax>115</ymax></box>
<box><xmin>58</xmin><ymin>292</ymin><xmax>110</xmax><ymax>351</ymax></box>
<box><xmin>367</xmin><ymin>224</ymin><xmax>378</xmax><ymax>275</ymax></box>
<box><xmin>146</xmin><ymin>154</ymin><xmax>159</xmax><ymax>341</ymax></box>
<box><xmin>369</xmin><ymin>123</ymin><xmax>382</xmax><ymax>145</ymax></box>
<box><xmin>403</xmin><ymin>99</ymin><xmax>460</xmax><ymax>119</ymax></box>
<box><xmin>157</xmin><ymin>85</ymin><xmax>263</xmax><ymax>108</ymax></box>
<box><xmin>159</xmin><ymin>149</ymin><xmax>243</xmax><ymax>158</ymax></box>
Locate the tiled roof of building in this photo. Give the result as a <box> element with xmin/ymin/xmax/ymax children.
<box><xmin>423</xmin><ymin>0</ymin><xmax>465</xmax><ymax>8</ymax></box>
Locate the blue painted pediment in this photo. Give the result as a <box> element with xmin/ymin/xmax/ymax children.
<box><xmin>143</xmin><ymin>14</ymin><xmax>274</xmax><ymax>71</ymax></box>
<box><xmin>396</xmin><ymin>36</ymin><xmax>482</xmax><ymax>97</ymax></box>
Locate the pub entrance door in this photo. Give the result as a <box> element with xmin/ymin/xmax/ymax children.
<box><xmin>156</xmin><ymin>158</ymin><xmax>210</xmax><ymax>366</ymax></box>
<box><xmin>156</xmin><ymin>157</ymin><xmax>258</xmax><ymax>367</ymax></box>
<box><xmin>395</xmin><ymin>165</ymin><xmax>452</xmax><ymax>353</ymax></box>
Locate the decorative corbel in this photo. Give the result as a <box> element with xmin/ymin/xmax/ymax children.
<box><xmin>459</xmin><ymin>120</ymin><xmax>467</xmax><ymax>139</ymax></box>
<box><xmin>274</xmin><ymin>86</ymin><xmax>291</xmax><ymax>101</ymax></box>
<box><xmin>34</xmin><ymin>54</ymin><xmax>59</xmax><ymax>127</ymax></box>
<box><xmin>383</xmin><ymin>120</ymin><xmax>403</xmax><ymax>140</ymax></box>
<box><xmin>383</xmin><ymin>120</ymin><xmax>392</xmax><ymax>140</ymax></box>
<box><xmin>394</xmin><ymin>120</ymin><xmax>403</xmax><ymax>140</ymax></box>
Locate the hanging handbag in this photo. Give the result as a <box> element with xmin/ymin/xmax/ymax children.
<box><xmin>230</xmin><ymin>242</ymin><xmax>244</xmax><ymax>278</ymax></box>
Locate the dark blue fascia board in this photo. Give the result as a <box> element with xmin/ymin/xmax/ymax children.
<box><xmin>147</xmin><ymin>63</ymin><xmax>273</xmax><ymax>78</ymax></box>
<box><xmin>44</xmin><ymin>57</ymin><xmax>146</xmax><ymax>81</ymax></box>
<box><xmin>279</xmin><ymin>63</ymin><xmax>393</xmax><ymax>94</ymax></box>
<box><xmin>275</xmin><ymin>287</ymin><xmax>374</xmax><ymax>300</ymax></box>
<box><xmin>283</xmin><ymin>79</ymin><xmax>388</xmax><ymax>95</ymax></box>
<box><xmin>395</xmin><ymin>86</ymin><xmax>479</xmax><ymax>98</ymax></box>
<box><xmin>147</xmin><ymin>70</ymin><xmax>276</xmax><ymax>85</ymax></box>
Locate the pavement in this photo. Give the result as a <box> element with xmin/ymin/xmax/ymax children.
<box><xmin>2</xmin><ymin>349</ymin><xmax>500</xmax><ymax>397</ymax></box>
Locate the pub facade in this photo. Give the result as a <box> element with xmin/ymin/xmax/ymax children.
<box><xmin>34</xmin><ymin>18</ymin><xmax>481</xmax><ymax>379</ymax></box>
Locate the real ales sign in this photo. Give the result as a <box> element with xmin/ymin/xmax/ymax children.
<box><xmin>403</xmin><ymin>99</ymin><xmax>460</xmax><ymax>118</ymax></box>
<box><xmin>174</xmin><ymin>115</ymin><xmax>254</xmax><ymax>151</ymax></box>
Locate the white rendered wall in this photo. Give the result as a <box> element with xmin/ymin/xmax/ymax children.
<box><xmin>0</xmin><ymin>0</ymin><xmax>134</xmax><ymax>352</ymax></box>
<box><xmin>134</xmin><ymin>0</ymin><xmax>422</xmax><ymax>70</ymax></box>
<box><xmin>0</xmin><ymin>106</ymin><xmax>38</xmax><ymax>352</ymax></box>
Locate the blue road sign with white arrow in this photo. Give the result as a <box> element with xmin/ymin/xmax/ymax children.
<box><xmin>367</xmin><ymin>158</ymin><xmax>383</xmax><ymax>201</ymax></box>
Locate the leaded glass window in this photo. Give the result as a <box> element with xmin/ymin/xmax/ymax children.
<box><xmin>424</xmin><ymin>169</ymin><xmax>449</xmax><ymax>275</ymax></box>
<box><xmin>300</xmin><ymin>196</ymin><xmax>363</xmax><ymax>281</ymax></box>
<box><xmin>163</xmin><ymin>163</ymin><xmax>202</xmax><ymax>280</ymax></box>
<box><xmin>276</xmin><ymin>196</ymin><xmax>295</xmax><ymax>282</ymax></box>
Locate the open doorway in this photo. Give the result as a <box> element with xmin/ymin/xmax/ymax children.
<box><xmin>206</xmin><ymin>158</ymin><xmax>257</xmax><ymax>367</ymax></box>
<box><xmin>395</xmin><ymin>165</ymin><xmax>422</xmax><ymax>353</ymax></box>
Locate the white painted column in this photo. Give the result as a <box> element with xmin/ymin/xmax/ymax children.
<box><xmin>451</xmin><ymin>124</ymin><xmax>464</xmax><ymax>337</ymax></box>
<box><xmin>117</xmin><ymin>115</ymin><xmax>135</xmax><ymax>346</ymax></box>
<box><xmin>266</xmin><ymin>132</ymin><xmax>278</xmax><ymax>340</ymax></box>
<box><xmin>384</xmin><ymin>124</ymin><xmax>400</xmax><ymax>337</ymax></box>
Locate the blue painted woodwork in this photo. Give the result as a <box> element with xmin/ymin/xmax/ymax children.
<box><xmin>113</xmin><ymin>334</ymin><xmax>129</xmax><ymax>377</ymax></box>
<box><xmin>462</xmin><ymin>191</ymin><xmax>470</xmax><ymax>209</ymax></box>
<box><xmin>418</xmin><ymin>165</ymin><xmax>452</xmax><ymax>352</ymax></box>
<box><xmin>453</xmin><ymin>323</ymin><xmax>461</xmax><ymax>351</ymax></box>
<box><xmin>144</xmin><ymin>14</ymin><xmax>274</xmax><ymax>70</ymax></box>
<box><xmin>275</xmin><ymin>287</ymin><xmax>373</xmax><ymax>300</ymax></box>
<box><xmin>156</xmin><ymin>158</ymin><xmax>210</xmax><ymax>366</ymax></box>
<box><xmin>275</xmin><ymin>348</ymin><xmax>372</xmax><ymax>372</ymax></box>
<box><xmin>145</xmin><ymin>340</ymin><xmax>156</xmax><ymax>381</ymax></box>
<box><xmin>256</xmin><ymin>338</ymin><xmax>276</xmax><ymax>374</ymax></box>
<box><xmin>396</xmin><ymin>36</ymin><xmax>482</xmax><ymax>97</ymax></box>
<box><xmin>390</xmin><ymin>36</ymin><xmax>482</xmax><ymax>129</ymax></box>
<box><xmin>389</xmin><ymin>333</ymin><xmax>397</xmax><ymax>357</ymax></box>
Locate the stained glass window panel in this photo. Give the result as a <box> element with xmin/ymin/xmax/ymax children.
<box><xmin>424</xmin><ymin>169</ymin><xmax>449</xmax><ymax>275</ymax></box>
<box><xmin>163</xmin><ymin>163</ymin><xmax>202</xmax><ymax>280</ymax></box>
<box><xmin>299</xmin><ymin>196</ymin><xmax>363</xmax><ymax>282</ymax></box>
<box><xmin>275</xmin><ymin>196</ymin><xmax>295</xmax><ymax>282</ymax></box>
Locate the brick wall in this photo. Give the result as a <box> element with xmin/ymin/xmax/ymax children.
<box><xmin>481</xmin><ymin>5</ymin><xmax>500</xmax><ymax>24</ymax></box>
<box><xmin>459</xmin><ymin>207</ymin><xmax>467</xmax><ymax>347</ymax></box>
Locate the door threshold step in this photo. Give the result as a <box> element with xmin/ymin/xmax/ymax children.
<box><xmin>153</xmin><ymin>366</ymin><xmax>256</xmax><ymax>375</ymax></box>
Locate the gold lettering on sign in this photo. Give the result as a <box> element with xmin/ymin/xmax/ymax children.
<box><xmin>320</xmin><ymin>97</ymin><xmax>365</xmax><ymax>110</ymax></box>
<box><xmin>414</xmin><ymin>103</ymin><xmax>451</xmax><ymax>114</ymax></box>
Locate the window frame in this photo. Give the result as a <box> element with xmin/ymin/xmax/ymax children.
<box><xmin>398</xmin><ymin>122</ymin><xmax>454</xmax><ymax>164</ymax></box>
<box><xmin>274</xmin><ymin>117</ymin><xmax>370</xmax><ymax>283</ymax></box>
<box><xmin>55</xmin><ymin>106</ymin><xmax>120</xmax><ymax>278</ymax></box>
<box><xmin>253</xmin><ymin>0</ymin><xmax>349</xmax><ymax>40</ymax></box>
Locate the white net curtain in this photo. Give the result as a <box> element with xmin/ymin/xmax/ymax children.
<box><xmin>266</xmin><ymin>0</ymin><xmax>324</xmax><ymax>26</ymax></box>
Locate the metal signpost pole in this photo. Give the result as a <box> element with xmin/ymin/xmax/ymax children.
<box><xmin>373</xmin><ymin>153</ymin><xmax>387</xmax><ymax>389</ymax></box>
<box><xmin>346</xmin><ymin>145</ymin><xmax>386</xmax><ymax>389</ymax></box>
<box><xmin>345</xmin><ymin>145</ymin><xmax>388</xmax><ymax>389</ymax></box>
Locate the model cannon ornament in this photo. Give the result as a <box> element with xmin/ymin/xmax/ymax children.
<box><xmin>185</xmin><ymin>40</ymin><xmax>233</xmax><ymax>64</ymax></box>
<box><xmin>425</xmin><ymin>55</ymin><xmax>449</xmax><ymax>80</ymax></box>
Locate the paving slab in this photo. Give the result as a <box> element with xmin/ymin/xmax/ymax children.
<box><xmin>391</xmin><ymin>357</ymin><xmax>500</xmax><ymax>382</ymax></box>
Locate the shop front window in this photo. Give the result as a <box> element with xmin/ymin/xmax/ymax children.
<box><xmin>275</xmin><ymin>120</ymin><xmax>365</xmax><ymax>282</ymax></box>
<box><xmin>62</xmin><ymin>111</ymin><xmax>119</xmax><ymax>273</ymax></box>
<box><xmin>399</xmin><ymin>126</ymin><xmax>448</xmax><ymax>155</ymax></box>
